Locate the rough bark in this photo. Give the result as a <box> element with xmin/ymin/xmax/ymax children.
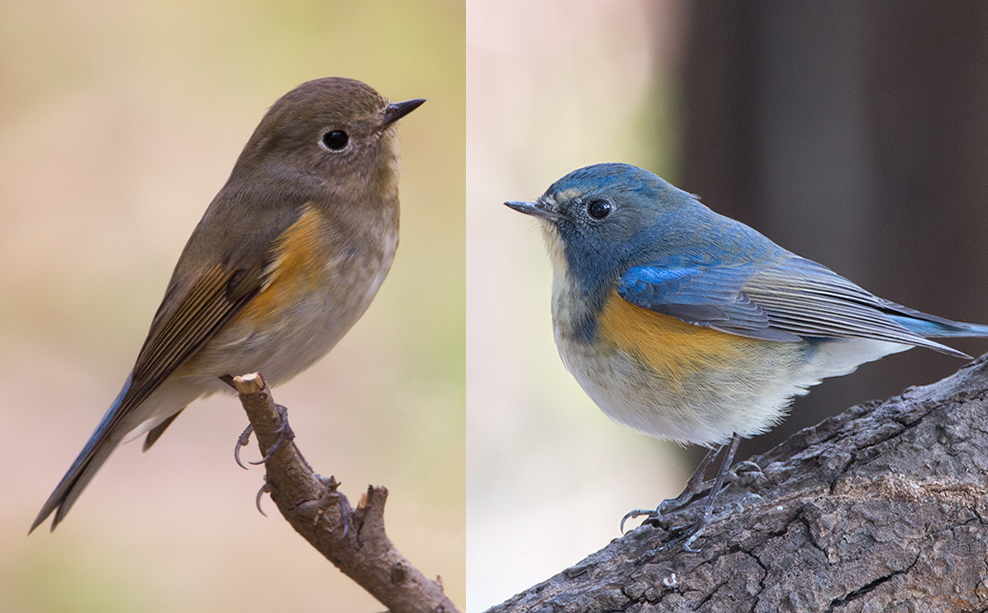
<box><xmin>487</xmin><ymin>357</ymin><xmax>988</xmax><ymax>612</ymax></box>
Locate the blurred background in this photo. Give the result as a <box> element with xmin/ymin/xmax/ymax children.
<box><xmin>468</xmin><ymin>1</ymin><xmax>988</xmax><ymax>609</ymax></box>
<box><xmin>0</xmin><ymin>1</ymin><xmax>464</xmax><ymax>611</ymax></box>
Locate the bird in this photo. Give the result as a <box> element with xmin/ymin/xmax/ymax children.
<box><xmin>31</xmin><ymin>77</ymin><xmax>424</xmax><ymax>532</ymax></box>
<box><xmin>506</xmin><ymin>162</ymin><xmax>988</xmax><ymax>546</ymax></box>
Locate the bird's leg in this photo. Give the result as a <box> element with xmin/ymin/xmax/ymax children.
<box><xmin>661</xmin><ymin>445</ymin><xmax>719</xmax><ymax>514</ymax></box>
<box><xmin>220</xmin><ymin>374</ymin><xmax>258</xmax><ymax>469</ymax></box>
<box><xmin>248</xmin><ymin>404</ymin><xmax>295</xmax><ymax>466</ymax></box>
<box><xmin>220</xmin><ymin>374</ymin><xmax>294</xmax><ymax>468</ymax></box>
<box><xmin>628</xmin><ymin>432</ymin><xmax>744</xmax><ymax>554</ymax></box>
<box><xmin>621</xmin><ymin>444</ymin><xmax>719</xmax><ymax>533</ymax></box>
<box><xmin>680</xmin><ymin>432</ymin><xmax>741</xmax><ymax>552</ymax></box>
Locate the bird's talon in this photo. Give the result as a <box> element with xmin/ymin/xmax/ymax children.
<box><xmin>246</xmin><ymin>405</ymin><xmax>296</xmax><ymax>465</ymax></box>
<box><xmin>621</xmin><ymin>508</ymin><xmax>659</xmax><ymax>533</ymax></box>
<box><xmin>313</xmin><ymin>476</ymin><xmax>350</xmax><ymax>541</ymax></box>
<box><xmin>731</xmin><ymin>460</ymin><xmax>766</xmax><ymax>490</ymax></box>
<box><xmin>255</xmin><ymin>481</ymin><xmax>271</xmax><ymax>516</ymax></box>
<box><xmin>234</xmin><ymin>423</ymin><xmax>253</xmax><ymax>470</ymax></box>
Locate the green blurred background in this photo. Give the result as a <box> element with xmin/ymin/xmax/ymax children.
<box><xmin>0</xmin><ymin>1</ymin><xmax>464</xmax><ymax>611</ymax></box>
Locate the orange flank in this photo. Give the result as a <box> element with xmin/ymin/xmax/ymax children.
<box><xmin>237</xmin><ymin>203</ymin><xmax>329</xmax><ymax>325</ymax></box>
<box><xmin>596</xmin><ymin>289</ymin><xmax>771</xmax><ymax>389</ymax></box>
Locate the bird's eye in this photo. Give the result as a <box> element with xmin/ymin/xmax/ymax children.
<box><xmin>587</xmin><ymin>199</ymin><xmax>612</xmax><ymax>220</ymax></box>
<box><xmin>321</xmin><ymin>130</ymin><xmax>349</xmax><ymax>150</ymax></box>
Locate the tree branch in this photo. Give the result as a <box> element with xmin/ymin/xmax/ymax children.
<box><xmin>488</xmin><ymin>356</ymin><xmax>988</xmax><ymax>611</ymax></box>
<box><xmin>231</xmin><ymin>373</ymin><xmax>462</xmax><ymax>613</ymax></box>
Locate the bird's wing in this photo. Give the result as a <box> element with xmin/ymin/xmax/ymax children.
<box><xmin>616</xmin><ymin>255</ymin><xmax>967</xmax><ymax>356</ymax></box>
<box><xmin>123</xmin><ymin>259</ymin><xmax>266</xmax><ymax>418</ymax></box>
<box><xmin>120</xmin><ymin>193</ymin><xmax>308</xmax><ymax>429</ymax></box>
<box><xmin>30</xmin><ymin>197</ymin><xmax>320</xmax><ymax>532</ymax></box>
<box><xmin>29</xmin><ymin>256</ymin><xmax>269</xmax><ymax>533</ymax></box>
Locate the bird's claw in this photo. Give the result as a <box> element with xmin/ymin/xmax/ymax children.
<box><xmin>621</xmin><ymin>508</ymin><xmax>659</xmax><ymax>533</ymax></box>
<box><xmin>255</xmin><ymin>480</ymin><xmax>272</xmax><ymax>516</ymax></box>
<box><xmin>234</xmin><ymin>423</ymin><xmax>253</xmax><ymax>470</ymax></box>
<box><xmin>730</xmin><ymin>460</ymin><xmax>765</xmax><ymax>489</ymax></box>
<box><xmin>314</xmin><ymin>475</ymin><xmax>351</xmax><ymax>541</ymax></box>
<box><xmin>233</xmin><ymin>405</ymin><xmax>295</xmax><ymax>468</ymax></box>
<box><xmin>248</xmin><ymin>404</ymin><xmax>295</xmax><ymax>465</ymax></box>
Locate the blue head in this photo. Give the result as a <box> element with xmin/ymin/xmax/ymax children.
<box><xmin>506</xmin><ymin>163</ymin><xmax>776</xmax><ymax>296</ymax></box>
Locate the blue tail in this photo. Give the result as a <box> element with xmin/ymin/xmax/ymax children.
<box><xmin>889</xmin><ymin>314</ymin><xmax>988</xmax><ymax>339</ymax></box>
<box><xmin>886</xmin><ymin>312</ymin><xmax>988</xmax><ymax>360</ymax></box>
<box><xmin>30</xmin><ymin>374</ymin><xmax>133</xmax><ymax>533</ymax></box>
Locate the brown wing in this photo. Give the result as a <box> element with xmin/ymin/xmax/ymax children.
<box><xmin>110</xmin><ymin>260</ymin><xmax>265</xmax><ymax>435</ymax></box>
<box><xmin>29</xmin><ymin>259</ymin><xmax>267</xmax><ymax>532</ymax></box>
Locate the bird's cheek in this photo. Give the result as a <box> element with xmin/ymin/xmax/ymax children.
<box><xmin>540</xmin><ymin>223</ymin><xmax>569</xmax><ymax>276</ymax></box>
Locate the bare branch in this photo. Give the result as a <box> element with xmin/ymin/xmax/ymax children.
<box><xmin>232</xmin><ymin>373</ymin><xmax>462</xmax><ymax>613</ymax></box>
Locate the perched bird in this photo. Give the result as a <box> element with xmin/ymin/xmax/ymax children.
<box><xmin>31</xmin><ymin>78</ymin><xmax>424</xmax><ymax>532</ymax></box>
<box><xmin>506</xmin><ymin>162</ymin><xmax>988</xmax><ymax>544</ymax></box>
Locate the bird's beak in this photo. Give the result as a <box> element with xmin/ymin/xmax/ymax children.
<box><xmin>382</xmin><ymin>98</ymin><xmax>426</xmax><ymax>126</ymax></box>
<box><xmin>505</xmin><ymin>200</ymin><xmax>558</xmax><ymax>221</ymax></box>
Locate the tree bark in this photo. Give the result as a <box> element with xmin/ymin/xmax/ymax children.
<box><xmin>487</xmin><ymin>357</ymin><xmax>988</xmax><ymax>612</ymax></box>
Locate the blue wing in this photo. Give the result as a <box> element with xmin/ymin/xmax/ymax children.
<box><xmin>617</xmin><ymin>255</ymin><xmax>983</xmax><ymax>357</ymax></box>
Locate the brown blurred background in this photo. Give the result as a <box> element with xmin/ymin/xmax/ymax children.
<box><xmin>468</xmin><ymin>1</ymin><xmax>988</xmax><ymax>609</ymax></box>
<box><xmin>0</xmin><ymin>1</ymin><xmax>464</xmax><ymax>611</ymax></box>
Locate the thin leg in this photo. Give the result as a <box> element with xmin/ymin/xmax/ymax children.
<box><xmin>621</xmin><ymin>445</ymin><xmax>720</xmax><ymax>533</ymax></box>
<box><xmin>681</xmin><ymin>432</ymin><xmax>742</xmax><ymax>552</ymax></box>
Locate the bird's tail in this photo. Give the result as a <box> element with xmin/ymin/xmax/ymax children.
<box><xmin>889</xmin><ymin>313</ymin><xmax>988</xmax><ymax>339</ymax></box>
<box><xmin>29</xmin><ymin>376</ymin><xmax>133</xmax><ymax>533</ymax></box>
<box><xmin>887</xmin><ymin>311</ymin><xmax>988</xmax><ymax>359</ymax></box>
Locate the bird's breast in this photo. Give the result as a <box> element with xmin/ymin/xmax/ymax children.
<box><xmin>195</xmin><ymin>201</ymin><xmax>398</xmax><ymax>384</ymax></box>
<box><xmin>246</xmin><ymin>202</ymin><xmax>397</xmax><ymax>324</ymax></box>
<box><xmin>553</xmin><ymin>288</ymin><xmax>815</xmax><ymax>445</ymax></box>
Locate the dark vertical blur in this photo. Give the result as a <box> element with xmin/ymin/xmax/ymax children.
<box><xmin>676</xmin><ymin>2</ymin><xmax>988</xmax><ymax>461</ymax></box>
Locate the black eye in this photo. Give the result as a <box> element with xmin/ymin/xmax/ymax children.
<box><xmin>587</xmin><ymin>199</ymin><xmax>612</xmax><ymax>220</ymax></box>
<box><xmin>322</xmin><ymin>130</ymin><xmax>349</xmax><ymax>150</ymax></box>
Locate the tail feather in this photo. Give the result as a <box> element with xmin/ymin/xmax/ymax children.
<box><xmin>888</xmin><ymin>313</ymin><xmax>988</xmax><ymax>340</ymax></box>
<box><xmin>30</xmin><ymin>376</ymin><xmax>132</xmax><ymax>533</ymax></box>
<box><xmin>30</xmin><ymin>435</ymin><xmax>119</xmax><ymax>533</ymax></box>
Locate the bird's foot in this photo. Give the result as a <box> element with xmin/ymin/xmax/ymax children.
<box><xmin>233</xmin><ymin>405</ymin><xmax>295</xmax><ymax>469</ymax></box>
<box><xmin>248</xmin><ymin>404</ymin><xmax>295</xmax><ymax>465</ymax></box>
<box><xmin>620</xmin><ymin>490</ymin><xmax>702</xmax><ymax>533</ymax></box>
<box><xmin>639</xmin><ymin>433</ymin><xmax>745</xmax><ymax>554</ymax></box>
<box><xmin>234</xmin><ymin>423</ymin><xmax>254</xmax><ymax>470</ymax></box>
<box><xmin>313</xmin><ymin>475</ymin><xmax>351</xmax><ymax>541</ymax></box>
<box><xmin>730</xmin><ymin>460</ymin><xmax>765</xmax><ymax>489</ymax></box>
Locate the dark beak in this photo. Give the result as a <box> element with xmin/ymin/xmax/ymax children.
<box><xmin>383</xmin><ymin>98</ymin><xmax>426</xmax><ymax>126</ymax></box>
<box><xmin>505</xmin><ymin>200</ymin><xmax>557</xmax><ymax>220</ymax></box>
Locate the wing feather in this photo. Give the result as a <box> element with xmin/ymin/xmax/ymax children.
<box><xmin>105</xmin><ymin>262</ymin><xmax>264</xmax><ymax>435</ymax></box>
<box><xmin>617</xmin><ymin>255</ymin><xmax>966</xmax><ymax>355</ymax></box>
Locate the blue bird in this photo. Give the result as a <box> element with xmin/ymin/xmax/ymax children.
<box><xmin>506</xmin><ymin>162</ymin><xmax>988</xmax><ymax>547</ymax></box>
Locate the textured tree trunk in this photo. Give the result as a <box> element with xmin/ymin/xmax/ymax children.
<box><xmin>487</xmin><ymin>356</ymin><xmax>988</xmax><ymax>611</ymax></box>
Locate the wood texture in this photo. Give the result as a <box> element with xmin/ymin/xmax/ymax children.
<box><xmin>488</xmin><ymin>357</ymin><xmax>988</xmax><ymax>611</ymax></box>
